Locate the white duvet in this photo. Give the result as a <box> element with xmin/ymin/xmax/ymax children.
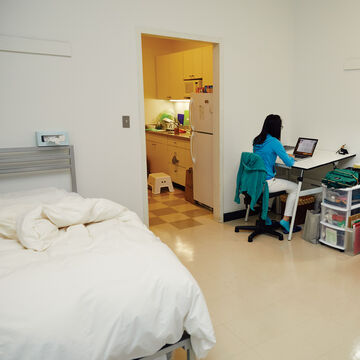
<box><xmin>0</xmin><ymin>195</ymin><xmax>215</xmax><ymax>360</ymax></box>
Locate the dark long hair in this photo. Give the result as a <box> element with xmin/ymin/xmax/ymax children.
<box><xmin>253</xmin><ymin>114</ymin><xmax>282</xmax><ymax>146</ymax></box>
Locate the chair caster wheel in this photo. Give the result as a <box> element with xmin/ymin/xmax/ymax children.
<box><xmin>235</xmin><ymin>228</ymin><xmax>239</xmax><ymax>233</ymax></box>
<box><xmin>279</xmin><ymin>235</ymin><xmax>284</xmax><ymax>241</ymax></box>
<box><xmin>248</xmin><ymin>235</ymin><xmax>254</xmax><ymax>242</ymax></box>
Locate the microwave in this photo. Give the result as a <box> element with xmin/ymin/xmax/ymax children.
<box><xmin>184</xmin><ymin>78</ymin><xmax>202</xmax><ymax>98</ymax></box>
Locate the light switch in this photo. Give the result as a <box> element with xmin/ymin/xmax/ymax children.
<box><xmin>122</xmin><ymin>115</ymin><xmax>130</xmax><ymax>128</ymax></box>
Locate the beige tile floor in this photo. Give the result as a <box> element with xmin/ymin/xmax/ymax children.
<box><xmin>148</xmin><ymin>188</ymin><xmax>360</xmax><ymax>360</ymax></box>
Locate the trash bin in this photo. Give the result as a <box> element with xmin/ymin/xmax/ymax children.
<box><xmin>280</xmin><ymin>194</ymin><xmax>315</xmax><ymax>225</ymax></box>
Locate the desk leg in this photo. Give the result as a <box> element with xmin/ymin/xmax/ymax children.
<box><xmin>288</xmin><ymin>170</ymin><xmax>304</xmax><ymax>241</ymax></box>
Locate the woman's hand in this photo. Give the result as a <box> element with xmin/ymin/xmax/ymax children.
<box><xmin>289</xmin><ymin>154</ymin><xmax>295</xmax><ymax>159</ymax></box>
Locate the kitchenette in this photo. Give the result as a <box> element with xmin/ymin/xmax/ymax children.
<box><xmin>142</xmin><ymin>35</ymin><xmax>215</xmax><ymax>209</ymax></box>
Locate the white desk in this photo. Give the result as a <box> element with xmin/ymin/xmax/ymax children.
<box><xmin>277</xmin><ymin>150</ymin><xmax>356</xmax><ymax>240</ymax></box>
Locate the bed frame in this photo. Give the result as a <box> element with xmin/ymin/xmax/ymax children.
<box><xmin>0</xmin><ymin>146</ymin><xmax>197</xmax><ymax>360</ymax></box>
<box><xmin>0</xmin><ymin>146</ymin><xmax>77</xmax><ymax>192</ymax></box>
<box><xmin>137</xmin><ymin>332</ymin><xmax>195</xmax><ymax>360</ymax></box>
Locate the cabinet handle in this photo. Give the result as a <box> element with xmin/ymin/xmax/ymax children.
<box><xmin>172</xmin><ymin>155</ymin><xmax>179</xmax><ymax>165</ymax></box>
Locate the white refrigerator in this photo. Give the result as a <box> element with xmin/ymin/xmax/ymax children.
<box><xmin>190</xmin><ymin>93</ymin><xmax>214</xmax><ymax>209</ymax></box>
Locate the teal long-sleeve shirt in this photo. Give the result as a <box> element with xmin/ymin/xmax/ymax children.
<box><xmin>253</xmin><ymin>134</ymin><xmax>295</xmax><ymax>180</ymax></box>
<box><xmin>234</xmin><ymin>152</ymin><xmax>269</xmax><ymax>220</ymax></box>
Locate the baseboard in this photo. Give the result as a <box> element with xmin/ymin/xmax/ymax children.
<box><xmin>173</xmin><ymin>183</ymin><xmax>185</xmax><ymax>191</ymax></box>
<box><xmin>223</xmin><ymin>207</ymin><xmax>260</xmax><ymax>222</ymax></box>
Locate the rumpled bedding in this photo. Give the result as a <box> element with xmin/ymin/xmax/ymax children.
<box><xmin>0</xmin><ymin>194</ymin><xmax>215</xmax><ymax>360</ymax></box>
<box><xmin>16</xmin><ymin>196</ymin><xmax>134</xmax><ymax>251</ymax></box>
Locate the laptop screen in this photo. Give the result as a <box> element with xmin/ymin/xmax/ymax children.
<box><xmin>294</xmin><ymin>138</ymin><xmax>318</xmax><ymax>157</ymax></box>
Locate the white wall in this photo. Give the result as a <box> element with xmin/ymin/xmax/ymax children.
<box><xmin>292</xmin><ymin>0</ymin><xmax>360</xmax><ymax>157</ymax></box>
<box><xmin>222</xmin><ymin>0</ymin><xmax>295</xmax><ymax>212</ymax></box>
<box><xmin>0</xmin><ymin>0</ymin><xmax>294</xmax><ymax>218</ymax></box>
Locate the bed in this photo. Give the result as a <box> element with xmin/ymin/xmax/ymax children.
<box><xmin>0</xmin><ymin>147</ymin><xmax>215</xmax><ymax>360</ymax></box>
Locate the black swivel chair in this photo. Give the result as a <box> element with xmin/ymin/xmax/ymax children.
<box><xmin>235</xmin><ymin>190</ymin><xmax>286</xmax><ymax>242</ymax></box>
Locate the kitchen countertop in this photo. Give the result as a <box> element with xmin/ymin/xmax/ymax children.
<box><xmin>145</xmin><ymin>129</ymin><xmax>191</xmax><ymax>140</ymax></box>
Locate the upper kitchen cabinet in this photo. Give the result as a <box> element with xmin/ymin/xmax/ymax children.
<box><xmin>183</xmin><ymin>48</ymin><xmax>203</xmax><ymax>79</ymax></box>
<box><xmin>155</xmin><ymin>45</ymin><xmax>213</xmax><ymax>100</ymax></box>
<box><xmin>168</xmin><ymin>52</ymin><xmax>184</xmax><ymax>99</ymax></box>
<box><xmin>156</xmin><ymin>54</ymin><xmax>170</xmax><ymax>99</ymax></box>
<box><xmin>201</xmin><ymin>45</ymin><xmax>213</xmax><ymax>86</ymax></box>
<box><xmin>156</xmin><ymin>52</ymin><xmax>184</xmax><ymax>100</ymax></box>
<box><xmin>183</xmin><ymin>46</ymin><xmax>213</xmax><ymax>85</ymax></box>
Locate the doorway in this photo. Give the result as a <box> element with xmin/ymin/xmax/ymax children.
<box><xmin>137</xmin><ymin>31</ymin><xmax>222</xmax><ymax>227</ymax></box>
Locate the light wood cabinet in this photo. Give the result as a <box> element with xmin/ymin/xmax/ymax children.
<box><xmin>156</xmin><ymin>52</ymin><xmax>184</xmax><ymax>100</ymax></box>
<box><xmin>146</xmin><ymin>134</ymin><xmax>168</xmax><ymax>174</ymax></box>
<box><xmin>183</xmin><ymin>48</ymin><xmax>203</xmax><ymax>79</ymax></box>
<box><xmin>202</xmin><ymin>46</ymin><xmax>213</xmax><ymax>86</ymax></box>
<box><xmin>167</xmin><ymin>138</ymin><xmax>192</xmax><ymax>186</ymax></box>
<box><xmin>155</xmin><ymin>55</ymin><xmax>170</xmax><ymax>99</ymax></box>
<box><xmin>168</xmin><ymin>146</ymin><xmax>191</xmax><ymax>169</ymax></box>
<box><xmin>167</xmin><ymin>137</ymin><xmax>190</xmax><ymax>150</ymax></box>
<box><xmin>146</xmin><ymin>133</ymin><xmax>191</xmax><ymax>186</ymax></box>
<box><xmin>168</xmin><ymin>164</ymin><xmax>187</xmax><ymax>186</ymax></box>
<box><xmin>155</xmin><ymin>46</ymin><xmax>213</xmax><ymax>100</ymax></box>
<box><xmin>168</xmin><ymin>52</ymin><xmax>184</xmax><ymax>99</ymax></box>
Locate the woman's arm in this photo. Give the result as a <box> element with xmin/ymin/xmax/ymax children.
<box><xmin>273</xmin><ymin>138</ymin><xmax>295</xmax><ymax>167</ymax></box>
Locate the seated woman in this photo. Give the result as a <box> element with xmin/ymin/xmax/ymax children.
<box><xmin>253</xmin><ymin>114</ymin><xmax>301</xmax><ymax>234</ymax></box>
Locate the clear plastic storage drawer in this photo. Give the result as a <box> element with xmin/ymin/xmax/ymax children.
<box><xmin>321</xmin><ymin>207</ymin><xmax>347</xmax><ymax>228</ymax></box>
<box><xmin>323</xmin><ymin>186</ymin><xmax>360</xmax><ymax>208</ymax></box>
<box><xmin>320</xmin><ymin>224</ymin><xmax>345</xmax><ymax>248</ymax></box>
<box><xmin>323</xmin><ymin>188</ymin><xmax>349</xmax><ymax>208</ymax></box>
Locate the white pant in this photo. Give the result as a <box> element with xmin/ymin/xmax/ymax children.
<box><xmin>267</xmin><ymin>178</ymin><xmax>298</xmax><ymax>217</ymax></box>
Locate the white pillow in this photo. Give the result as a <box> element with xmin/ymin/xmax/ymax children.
<box><xmin>0</xmin><ymin>187</ymin><xmax>72</xmax><ymax>240</ymax></box>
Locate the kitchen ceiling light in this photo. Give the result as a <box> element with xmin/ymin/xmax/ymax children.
<box><xmin>169</xmin><ymin>99</ymin><xmax>191</xmax><ymax>103</ymax></box>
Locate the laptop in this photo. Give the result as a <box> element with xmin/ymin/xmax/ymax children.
<box><xmin>293</xmin><ymin>137</ymin><xmax>318</xmax><ymax>159</ymax></box>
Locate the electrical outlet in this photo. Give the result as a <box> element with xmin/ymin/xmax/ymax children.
<box><xmin>122</xmin><ymin>115</ymin><xmax>130</xmax><ymax>128</ymax></box>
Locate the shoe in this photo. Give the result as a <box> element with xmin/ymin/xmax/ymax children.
<box><xmin>280</xmin><ymin>219</ymin><xmax>301</xmax><ymax>234</ymax></box>
<box><xmin>281</xmin><ymin>224</ymin><xmax>302</xmax><ymax>234</ymax></box>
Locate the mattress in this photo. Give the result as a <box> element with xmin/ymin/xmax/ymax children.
<box><xmin>0</xmin><ymin>189</ymin><xmax>215</xmax><ymax>360</ymax></box>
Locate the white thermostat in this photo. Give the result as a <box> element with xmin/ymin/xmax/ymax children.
<box><xmin>36</xmin><ymin>131</ymin><xmax>69</xmax><ymax>146</ymax></box>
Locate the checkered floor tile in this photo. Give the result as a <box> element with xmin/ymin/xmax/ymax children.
<box><xmin>148</xmin><ymin>188</ymin><xmax>212</xmax><ymax>230</ymax></box>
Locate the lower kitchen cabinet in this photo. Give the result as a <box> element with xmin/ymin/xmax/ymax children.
<box><xmin>146</xmin><ymin>133</ymin><xmax>191</xmax><ymax>186</ymax></box>
<box><xmin>168</xmin><ymin>164</ymin><xmax>186</xmax><ymax>185</ymax></box>
<box><xmin>168</xmin><ymin>147</ymin><xmax>191</xmax><ymax>186</ymax></box>
<box><xmin>146</xmin><ymin>135</ymin><xmax>168</xmax><ymax>174</ymax></box>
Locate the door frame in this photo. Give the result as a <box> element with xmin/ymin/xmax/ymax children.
<box><xmin>135</xmin><ymin>28</ymin><xmax>224</xmax><ymax>224</ymax></box>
